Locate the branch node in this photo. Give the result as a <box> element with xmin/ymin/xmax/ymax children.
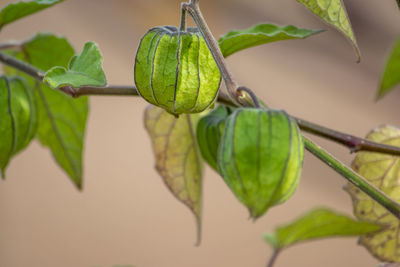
<box><xmin>59</xmin><ymin>86</ymin><xmax>77</xmax><ymax>97</ymax></box>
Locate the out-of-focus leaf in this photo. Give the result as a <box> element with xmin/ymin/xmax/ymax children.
<box><xmin>397</xmin><ymin>0</ymin><xmax>400</xmax><ymax>9</ymax></box>
<box><xmin>0</xmin><ymin>76</ymin><xmax>37</xmax><ymax>178</ymax></box>
<box><xmin>5</xmin><ymin>33</ymin><xmax>89</xmax><ymax>189</ymax></box>
<box><xmin>144</xmin><ymin>105</ymin><xmax>204</xmax><ymax>244</ymax></box>
<box><xmin>218</xmin><ymin>108</ymin><xmax>304</xmax><ymax>219</ymax></box>
<box><xmin>264</xmin><ymin>208</ymin><xmax>382</xmax><ymax>250</ymax></box>
<box><xmin>44</xmin><ymin>42</ymin><xmax>106</xmax><ymax>89</ymax></box>
<box><xmin>218</xmin><ymin>23</ymin><xmax>323</xmax><ymax>57</ymax></box>
<box><xmin>345</xmin><ymin>125</ymin><xmax>400</xmax><ymax>262</ymax></box>
<box><xmin>377</xmin><ymin>38</ymin><xmax>400</xmax><ymax>99</ymax></box>
<box><xmin>379</xmin><ymin>264</ymin><xmax>400</xmax><ymax>267</ymax></box>
<box><xmin>196</xmin><ymin>105</ymin><xmax>230</xmax><ymax>171</ymax></box>
<box><xmin>296</xmin><ymin>0</ymin><xmax>360</xmax><ymax>61</ymax></box>
<box><xmin>0</xmin><ymin>0</ymin><xmax>63</xmax><ymax>30</ymax></box>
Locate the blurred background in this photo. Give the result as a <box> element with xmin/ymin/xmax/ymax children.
<box><xmin>0</xmin><ymin>0</ymin><xmax>399</xmax><ymax>266</ymax></box>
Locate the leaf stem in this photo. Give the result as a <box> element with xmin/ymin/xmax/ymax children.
<box><xmin>0</xmin><ymin>41</ymin><xmax>22</xmax><ymax>50</ymax></box>
<box><xmin>267</xmin><ymin>250</ymin><xmax>280</xmax><ymax>267</ymax></box>
<box><xmin>59</xmin><ymin>85</ymin><xmax>139</xmax><ymax>98</ymax></box>
<box><xmin>180</xmin><ymin>3</ymin><xmax>187</xmax><ymax>31</ymax></box>
<box><xmin>304</xmin><ymin>136</ymin><xmax>400</xmax><ymax>219</ymax></box>
<box><xmin>295</xmin><ymin>117</ymin><xmax>400</xmax><ymax>156</ymax></box>
<box><xmin>0</xmin><ymin>51</ymin><xmax>44</xmax><ymax>79</ymax></box>
<box><xmin>182</xmin><ymin>1</ymin><xmax>239</xmax><ymax>102</ymax></box>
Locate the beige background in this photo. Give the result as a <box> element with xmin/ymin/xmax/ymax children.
<box><xmin>0</xmin><ymin>0</ymin><xmax>399</xmax><ymax>266</ymax></box>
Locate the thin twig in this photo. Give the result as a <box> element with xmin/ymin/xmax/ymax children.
<box><xmin>237</xmin><ymin>86</ymin><xmax>261</xmax><ymax>108</ymax></box>
<box><xmin>1</xmin><ymin>52</ymin><xmax>399</xmax><ymax>157</ymax></box>
<box><xmin>295</xmin><ymin>117</ymin><xmax>400</xmax><ymax>156</ymax></box>
<box><xmin>182</xmin><ymin>1</ymin><xmax>239</xmax><ymax>101</ymax></box>
<box><xmin>217</xmin><ymin>92</ymin><xmax>400</xmax><ymax>156</ymax></box>
<box><xmin>304</xmin><ymin>137</ymin><xmax>400</xmax><ymax>219</ymax></box>
<box><xmin>0</xmin><ymin>52</ymin><xmax>45</xmax><ymax>79</ymax></box>
<box><xmin>60</xmin><ymin>85</ymin><xmax>139</xmax><ymax>98</ymax></box>
<box><xmin>180</xmin><ymin>3</ymin><xmax>187</xmax><ymax>31</ymax></box>
<box><xmin>267</xmin><ymin>250</ymin><xmax>280</xmax><ymax>267</ymax></box>
<box><xmin>0</xmin><ymin>41</ymin><xmax>22</xmax><ymax>51</ymax></box>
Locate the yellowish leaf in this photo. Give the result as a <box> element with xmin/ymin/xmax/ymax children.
<box><xmin>144</xmin><ymin>105</ymin><xmax>203</xmax><ymax>244</ymax></box>
<box><xmin>296</xmin><ymin>0</ymin><xmax>360</xmax><ymax>61</ymax></box>
<box><xmin>345</xmin><ymin>125</ymin><xmax>400</xmax><ymax>262</ymax></box>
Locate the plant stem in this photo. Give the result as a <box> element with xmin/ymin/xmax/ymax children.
<box><xmin>304</xmin><ymin>136</ymin><xmax>400</xmax><ymax>219</ymax></box>
<box><xmin>1</xmin><ymin>25</ymin><xmax>400</xmax><ymax>219</ymax></box>
<box><xmin>60</xmin><ymin>85</ymin><xmax>139</xmax><ymax>98</ymax></box>
<box><xmin>182</xmin><ymin>1</ymin><xmax>239</xmax><ymax>102</ymax></box>
<box><xmin>0</xmin><ymin>41</ymin><xmax>22</xmax><ymax>50</ymax></box>
<box><xmin>180</xmin><ymin>3</ymin><xmax>187</xmax><ymax>31</ymax></box>
<box><xmin>267</xmin><ymin>250</ymin><xmax>280</xmax><ymax>267</ymax></box>
<box><xmin>1</xmin><ymin>51</ymin><xmax>400</xmax><ymax>155</ymax></box>
<box><xmin>0</xmin><ymin>51</ymin><xmax>44</xmax><ymax>79</ymax></box>
<box><xmin>295</xmin><ymin>117</ymin><xmax>400</xmax><ymax>156</ymax></box>
<box><xmin>216</xmin><ymin>92</ymin><xmax>400</xmax><ymax>156</ymax></box>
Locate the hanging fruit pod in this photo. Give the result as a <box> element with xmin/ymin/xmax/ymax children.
<box><xmin>0</xmin><ymin>76</ymin><xmax>37</xmax><ymax>178</ymax></box>
<box><xmin>218</xmin><ymin>108</ymin><xmax>304</xmax><ymax>219</ymax></box>
<box><xmin>134</xmin><ymin>26</ymin><xmax>221</xmax><ymax>116</ymax></box>
<box><xmin>196</xmin><ymin>105</ymin><xmax>230</xmax><ymax>171</ymax></box>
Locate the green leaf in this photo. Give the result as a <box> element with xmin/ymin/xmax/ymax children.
<box><xmin>144</xmin><ymin>105</ymin><xmax>204</xmax><ymax>244</ymax></box>
<box><xmin>35</xmin><ymin>84</ymin><xmax>88</xmax><ymax>189</ymax></box>
<box><xmin>5</xmin><ymin>33</ymin><xmax>89</xmax><ymax>188</ymax></box>
<box><xmin>397</xmin><ymin>0</ymin><xmax>400</xmax><ymax>9</ymax></box>
<box><xmin>0</xmin><ymin>0</ymin><xmax>63</xmax><ymax>30</ymax></box>
<box><xmin>196</xmin><ymin>105</ymin><xmax>230</xmax><ymax>171</ymax></box>
<box><xmin>44</xmin><ymin>42</ymin><xmax>106</xmax><ymax>89</ymax></box>
<box><xmin>345</xmin><ymin>125</ymin><xmax>400</xmax><ymax>262</ymax></box>
<box><xmin>218</xmin><ymin>23</ymin><xmax>323</xmax><ymax>57</ymax></box>
<box><xmin>0</xmin><ymin>76</ymin><xmax>37</xmax><ymax>178</ymax></box>
<box><xmin>264</xmin><ymin>208</ymin><xmax>383</xmax><ymax>250</ymax></box>
<box><xmin>377</xmin><ymin>38</ymin><xmax>400</xmax><ymax>99</ymax></box>
<box><xmin>218</xmin><ymin>108</ymin><xmax>304</xmax><ymax>219</ymax></box>
<box><xmin>296</xmin><ymin>0</ymin><xmax>360</xmax><ymax>61</ymax></box>
<box><xmin>23</xmin><ymin>33</ymin><xmax>75</xmax><ymax>71</ymax></box>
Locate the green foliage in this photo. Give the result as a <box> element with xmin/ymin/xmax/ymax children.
<box><xmin>264</xmin><ymin>208</ymin><xmax>383</xmax><ymax>251</ymax></box>
<box><xmin>196</xmin><ymin>105</ymin><xmax>230</xmax><ymax>171</ymax></box>
<box><xmin>44</xmin><ymin>42</ymin><xmax>107</xmax><ymax>89</ymax></box>
<box><xmin>377</xmin><ymin>38</ymin><xmax>400</xmax><ymax>99</ymax></box>
<box><xmin>296</xmin><ymin>0</ymin><xmax>360</xmax><ymax>61</ymax></box>
<box><xmin>0</xmin><ymin>76</ymin><xmax>37</xmax><ymax>178</ymax></box>
<box><xmin>218</xmin><ymin>23</ymin><xmax>323</xmax><ymax>57</ymax></box>
<box><xmin>135</xmin><ymin>26</ymin><xmax>221</xmax><ymax>116</ymax></box>
<box><xmin>217</xmin><ymin>108</ymin><xmax>304</xmax><ymax>219</ymax></box>
<box><xmin>346</xmin><ymin>125</ymin><xmax>400</xmax><ymax>262</ymax></box>
<box><xmin>0</xmin><ymin>0</ymin><xmax>399</xmax><ymax>264</ymax></box>
<box><xmin>144</xmin><ymin>105</ymin><xmax>204</xmax><ymax>244</ymax></box>
<box><xmin>0</xmin><ymin>0</ymin><xmax>63</xmax><ymax>30</ymax></box>
<box><xmin>5</xmin><ymin>33</ymin><xmax>89</xmax><ymax>188</ymax></box>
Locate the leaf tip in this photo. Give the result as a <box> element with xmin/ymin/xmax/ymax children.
<box><xmin>74</xmin><ymin>179</ymin><xmax>83</xmax><ymax>191</ymax></box>
<box><xmin>312</xmin><ymin>29</ymin><xmax>326</xmax><ymax>36</ymax></box>
<box><xmin>263</xmin><ymin>233</ymin><xmax>279</xmax><ymax>250</ymax></box>
<box><xmin>375</xmin><ymin>91</ymin><xmax>384</xmax><ymax>102</ymax></box>
<box><xmin>355</xmin><ymin>49</ymin><xmax>361</xmax><ymax>63</ymax></box>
